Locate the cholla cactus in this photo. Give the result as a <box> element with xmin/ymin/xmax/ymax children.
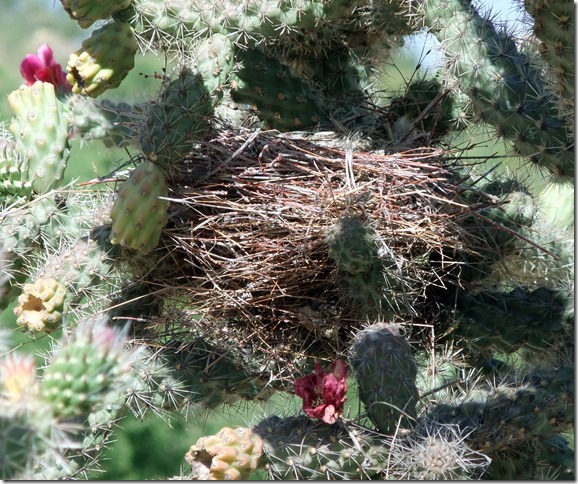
<box><xmin>0</xmin><ymin>0</ymin><xmax>573</xmax><ymax>479</ymax></box>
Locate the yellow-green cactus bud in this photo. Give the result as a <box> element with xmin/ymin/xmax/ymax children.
<box><xmin>13</xmin><ymin>278</ymin><xmax>67</xmax><ymax>334</ymax></box>
<box><xmin>110</xmin><ymin>161</ymin><xmax>169</xmax><ymax>254</ymax></box>
<box><xmin>61</xmin><ymin>0</ymin><xmax>132</xmax><ymax>28</ymax></box>
<box><xmin>66</xmin><ymin>20</ymin><xmax>137</xmax><ymax>97</ymax></box>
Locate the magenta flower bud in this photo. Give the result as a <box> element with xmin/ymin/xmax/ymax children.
<box><xmin>294</xmin><ymin>359</ymin><xmax>348</xmax><ymax>424</ymax></box>
<box><xmin>20</xmin><ymin>44</ymin><xmax>70</xmax><ymax>91</ymax></box>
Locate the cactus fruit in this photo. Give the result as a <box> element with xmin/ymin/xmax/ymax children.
<box><xmin>139</xmin><ymin>68</ymin><xmax>213</xmax><ymax>166</ymax></box>
<box><xmin>185</xmin><ymin>427</ymin><xmax>264</xmax><ymax>480</ymax></box>
<box><xmin>349</xmin><ymin>323</ymin><xmax>419</xmax><ymax>434</ymax></box>
<box><xmin>13</xmin><ymin>278</ymin><xmax>67</xmax><ymax>334</ymax></box>
<box><xmin>109</xmin><ymin>161</ymin><xmax>169</xmax><ymax>254</ymax></box>
<box><xmin>7</xmin><ymin>81</ymin><xmax>70</xmax><ymax>194</ymax></box>
<box><xmin>60</xmin><ymin>0</ymin><xmax>132</xmax><ymax>28</ymax></box>
<box><xmin>66</xmin><ymin>20</ymin><xmax>138</xmax><ymax>97</ymax></box>
<box><xmin>40</xmin><ymin>317</ymin><xmax>132</xmax><ymax>419</ymax></box>
<box><xmin>349</xmin><ymin>322</ymin><xmax>419</xmax><ymax>434</ymax></box>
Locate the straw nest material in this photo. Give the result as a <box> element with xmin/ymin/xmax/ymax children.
<box><xmin>130</xmin><ymin>128</ymin><xmax>504</xmax><ymax>383</ymax></box>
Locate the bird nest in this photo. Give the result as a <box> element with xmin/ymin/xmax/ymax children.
<box><xmin>132</xmin><ymin>128</ymin><xmax>499</xmax><ymax>380</ymax></box>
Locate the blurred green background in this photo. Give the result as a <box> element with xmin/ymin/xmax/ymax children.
<box><xmin>0</xmin><ymin>1</ymin><xmax>569</xmax><ymax>479</ymax></box>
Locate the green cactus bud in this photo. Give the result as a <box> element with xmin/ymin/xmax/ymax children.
<box><xmin>67</xmin><ymin>20</ymin><xmax>138</xmax><ymax>97</ymax></box>
<box><xmin>60</xmin><ymin>0</ymin><xmax>133</xmax><ymax>28</ymax></box>
<box><xmin>109</xmin><ymin>161</ymin><xmax>169</xmax><ymax>254</ymax></box>
<box><xmin>7</xmin><ymin>81</ymin><xmax>70</xmax><ymax>194</ymax></box>
<box><xmin>13</xmin><ymin>278</ymin><xmax>67</xmax><ymax>334</ymax></box>
<box><xmin>40</xmin><ymin>317</ymin><xmax>131</xmax><ymax>419</ymax></box>
<box><xmin>139</xmin><ymin>68</ymin><xmax>213</xmax><ymax>166</ymax></box>
<box><xmin>185</xmin><ymin>427</ymin><xmax>264</xmax><ymax>480</ymax></box>
<box><xmin>349</xmin><ymin>322</ymin><xmax>419</xmax><ymax>434</ymax></box>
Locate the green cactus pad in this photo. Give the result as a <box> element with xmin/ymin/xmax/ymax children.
<box><xmin>7</xmin><ymin>81</ymin><xmax>70</xmax><ymax>194</ymax></box>
<box><xmin>67</xmin><ymin>20</ymin><xmax>137</xmax><ymax>97</ymax></box>
<box><xmin>109</xmin><ymin>161</ymin><xmax>169</xmax><ymax>254</ymax></box>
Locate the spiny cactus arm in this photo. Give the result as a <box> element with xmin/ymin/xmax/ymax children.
<box><xmin>139</xmin><ymin>67</ymin><xmax>214</xmax><ymax>166</ymax></box>
<box><xmin>230</xmin><ymin>47</ymin><xmax>329</xmax><ymax>130</ymax></box>
<box><xmin>423</xmin><ymin>0</ymin><xmax>574</xmax><ymax>181</ymax></box>
<box><xmin>524</xmin><ymin>0</ymin><xmax>574</xmax><ymax>112</ymax></box>
<box><xmin>450</xmin><ymin>285</ymin><xmax>571</xmax><ymax>356</ymax></box>
<box><xmin>123</xmin><ymin>0</ymin><xmax>361</xmax><ymax>50</ymax></box>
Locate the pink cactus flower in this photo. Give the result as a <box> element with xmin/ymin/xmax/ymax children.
<box><xmin>20</xmin><ymin>44</ymin><xmax>70</xmax><ymax>91</ymax></box>
<box><xmin>294</xmin><ymin>359</ymin><xmax>347</xmax><ymax>424</ymax></box>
